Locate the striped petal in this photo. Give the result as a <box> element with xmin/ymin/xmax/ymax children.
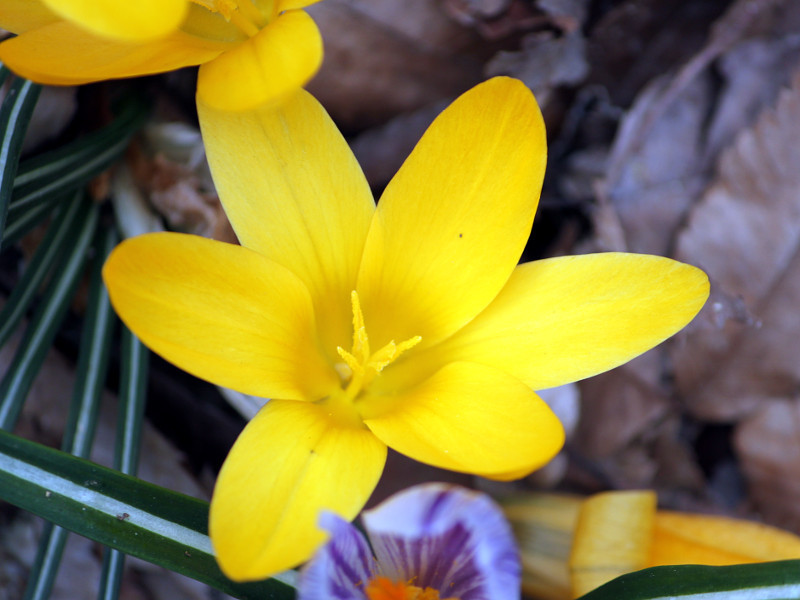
<box><xmin>0</xmin><ymin>21</ymin><xmax>225</xmax><ymax>85</ymax></box>
<box><xmin>40</xmin><ymin>0</ymin><xmax>187</xmax><ymax>41</ymax></box>
<box><xmin>363</xmin><ymin>484</ymin><xmax>521</xmax><ymax>600</ymax></box>
<box><xmin>196</xmin><ymin>9</ymin><xmax>323</xmax><ymax>111</ymax></box>
<box><xmin>362</xmin><ymin>362</ymin><xmax>564</xmax><ymax>479</ymax></box>
<box><xmin>103</xmin><ymin>232</ymin><xmax>337</xmax><ymax>401</ymax></box>
<box><xmin>210</xmin><ymin>399</ymin><xmax>387</xmax><ymax>580</ymax></box>
<box><xmin>197</xmin><ymin>88</ymin><xmax>374</xmax><ymax>356</ymax></box>
<box><xmin>299</xmin><ymin>512</ymin><xmax>377</xmax><ymax>600</ymax></box>
<box><xmin>356</xmin><ymin>77</ymin><xmax>547</xmax><ymax>350</ymax></box>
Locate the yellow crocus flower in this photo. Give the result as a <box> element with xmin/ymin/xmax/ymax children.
<box><xmin>103</xmin><ymin>77</ymin><xmax>709</xmax><ymax>581</ymax></box>
<box><xmin>0</xmin><ymin>0</ymin><xmax>322</xmax><ymax>110</ymax></box>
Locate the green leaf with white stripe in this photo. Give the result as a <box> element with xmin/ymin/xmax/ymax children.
<box><xmin>1</xmin><ymin>95</ymin><xmax>147</xmax><ymax>250</ymax></box>
<box><xmin>579</xmin><ymin>560</ymin><xmax>800</xmax><ymax>600</ymax></box>
<box><xmin>0</xmin><ymin>430</ymin><xmax>296</xmax><ymax>600</ymax></box>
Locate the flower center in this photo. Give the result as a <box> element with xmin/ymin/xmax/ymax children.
<box><xmin>190</xmin><ymin>0</ymin><xmax>269</xmax><ymax>36</ymax></box>
<box><xmin>364</xmin><ymin>576</ymin><xmax>459</xmax><ymax>600</ymax></box>
<box><xmin>335</xmin><ymin>291</ymin><xmax>421</xmax><ymax>400</ymax></box>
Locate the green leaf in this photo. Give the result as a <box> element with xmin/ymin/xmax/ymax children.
<box><xmin>8</xmin><ymin>96</ymin><xmax>147</xmax><ymax>217</ymax></box>
<box><xmin>23</xmin><ymin>523</ymin><xmax>70</xmax><ymax>600</ymax></box>
<box><xmin>113</xmin><ymin>328</ymin><xmax>149</xmax><ymax>475</ymax></box>
<box><xmin>0</xmin><ymin>198</ymin><xmax>86</xmax><ymax>347</ymax></box>
<box><xmin>98</xmin><ymin>328</ymin><xmax>150</xmax><ymax>600</ymax></box>
<box><xmin>0</xmin><ymin>430</ymin><xmax>297</xmax><ymax>600</ymax></box>
<box><xmin>0</xmin><ymin>194</ymin><xmax>98</xmax><ymax>431</ymax></box>
<box><xmin>0</xmin><ymin>76</ymin><xmax>41</xmax><ymax>245</ymax></box>
<box><xmin>1</xmin><ymin>95</ymin><xmax>148</xmax><ymax>250</ymax></box>
<box><xmin>0</xmin><ymin>197</ymin><xmax>60</xmax><ymax>252</ymax></box>
<box><xmin>23</xmin><ymin>225</ymin><xmax>120</xmax><ymax>600</ymax></box>
<box><xmin>578</xmin><ymin>561</ymin><xmax>800</xmax><ymax>600</ymax></box>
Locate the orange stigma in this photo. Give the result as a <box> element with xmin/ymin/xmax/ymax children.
<box><xmin>364</xmin><ymin>576</ymin><xmax>458</xmax><ymax>600</ymax></box>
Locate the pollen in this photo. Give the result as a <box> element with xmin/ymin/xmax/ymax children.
<box><xmin>364</xmin><ymin>576</ymin><xmax>459</xmax><ymax>600</ymax></box>
<box><xmin>335</xmin><ymin>291</ymin><xmax>421</xmax><ymax>398</ymax></box>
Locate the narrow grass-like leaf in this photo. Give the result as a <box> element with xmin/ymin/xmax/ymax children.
<box><xmin>0</xmin><ymin>95</ymin><xmax>147</xmax><ymax>251</ymax></box>
<box><xmin>0</xmin><ymin>77</ymin><xmax>41</xmax><ymax>245</ymax></box>
<box><xmin>0</xmin><ymin>194</ymin><xmax>98</xmax><ymax>431</ymax></box>
<box><xmin>0</xmin><ymin>199</ymin><xmax>84</xmax><ymax>347</ymax></box>
<box><xmin>8</xmin><ymin>96</ymin><xmax>147</xmax><ymax>219</ymax></box>
<box><xmin>61</xmin><ymin>226</ymin><xmax>118</xmax><ymax>456</ymax></box>
<box><xmin>578</xmin><ymin>561</ymin><xmax>800</xmax><ymax>600</ymax></box>
<box><xmin>0</xmin><ymin>195</ymin><xmax>61</xmax><ymax>252</ymax></box>
<box><xmin>0</xmin><ymin>65</ymin><xmax>11</xmax><ymax>87</ymax></box>
<box><xmin>23</xmin><ymin>226</ymin><xmax>120</xmax><ymax>600</ymax></box>
<box><xmin>98</xmin><ymin>548</ymin><xmax>126</xmax><ymax>600</ymax></box>
<box><xmin>113</xmin><ymin>328</ymin><xmax>149</xmax><ymax>475</ymax></box>
<box><xmin>0</xmin><ymin>430</ymin><xmax>297</xmax><ymax>599</ymax></box>
<box><xmin>98</xmin><ymin>328</ymin><xmax>149</xmax><ymax>600</ymax></box>
<box><xmin>23</xmin><ymin>522</ymin><xmax>69</xmax><ymax>600</ymax></box>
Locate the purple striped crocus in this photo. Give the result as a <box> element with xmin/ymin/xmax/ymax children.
<box><xmin>299</xmin><ymin>483</ymin><xmax>520</xmax><ymax>600</ymax></box>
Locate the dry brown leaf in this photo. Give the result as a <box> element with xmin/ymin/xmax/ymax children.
<box><xmin>350</xmin><ymin>100</ymin><xmax>448</xmax><ymax>188</ymax></box>
<box><xmin>127</xmin><ymin>124</ymin><xmax>236</xmax><ymax>243</ymax></box>
<box><xmin>444</xmin><ymin>0</ymin><xmax>585</xmax><ymax>39</ymax></box>
<box><xmin>673</xmin><ymin>69</ymin><xmax>800</xmax><ymax>420</ymax></box>
<box><xmin>734</xmin><ymin>400</ymin><xmax>800</xmax><ymax>531</ymax></box>
<box><xmin>586</xmin><ymin>0</ymin><xmax>728</xmax><ymax>107</ymax></box>
<box><xmin>598</xmin><ymin>72</ymin><xmax>713</xmax><ymax>257</ymax></box>
<box><xmin>591</xmin><ymin>1</ymin><xmax>800</xmax><ymax>260</ymax></box>
<box><xmin>704</xmin><ymin>34</ymin><xmax>800</xmax><ymax>161</ymax></box>
<box><xmin>307</xmin><ymin>0</ymin><xmax>481</xmax><ymax>129</ymax></box>
<box><xmin>486</xmin><ymin>30</ymin><xmax>588</xmax><ymax>107</ymax></box>
<box><xmin>576</xmin><ymin>363</ymin><xmax>671</xmax><ymax>459</ymax></box>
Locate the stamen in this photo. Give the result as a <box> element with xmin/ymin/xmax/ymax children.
<box><xmin>188</xmin><ymin>0</ymin><xmax>265</xmax><ymax>37</ymax></box>
<box><xmin>189</xmin><ymin>0</ymin><xmax>217</xmax><ymax>11</ymax></box>
<box><xmin>369</xmin><ymin>335</ymin><xmax>422</xmax><ymax>374</ymax></box>
<box><xmin>335</xmin><ymin>291</ymin><xmax>421</xmax><ymax>398</ymax></box>
<box><xmin>228</xmin><ymin>10</ymin><xmax>260</xmax><ymax>36</ymax></box>
<box><xmin>189</xmin><ymin>0</ymin><xmax>237</xmax><ymax>18</ymax></box>
<box><xmin>236</xmin><ymin>0</ymin><xmax>269</xmax><ymax>27</ymax></box>
<box><xmin>350</xmin><ymin>290</ymin><xmax>370</xmax><ymax>364</ymax></box>
<box><xmin>369</xmin><ymin>340</ymin><xmax>398</xmax><ymax>374</ymax></box>
<box><xmin>336</xmin><ymin>346</ymin><xmax>361</xmax><ymax>376</ymax></box>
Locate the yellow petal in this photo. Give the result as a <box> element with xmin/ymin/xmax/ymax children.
<box><xmin>569</xmin><ymin>491</ymin><xmax>657</xmax><ymax>598</ymax></box>
<box><xmin>0</xmin><ymin>21</ymin><xmax>225</xmax><ymax>85</ymax></box>
<box><xmin>196</xmin><ymin>9</ymin><xmax>323</xmax><ymax>111</ymax></box>
<box><xmin>40</xmin><ymin>0</ymin><xmax>187</xmax><ymax>41</ymax></box>
<box><xmin>650</xmin><ymin>511</ymin><xmax>800</xmax><ymax>567</ymax></box>
<box><xmin>0</xmin><ymin>0</ymin><xmax>59</xmax><ymax>34</ymax></box>
<box><xmin>429</xmin><ymin>253</ymin><xmax>709</xmax><ymax>390</ymax></box>
<box><xmin>197</xmin><ymin>88</ymin><xmax>374</xmax><ymax>357</ymax></box>
<box><xmin>277</xmin><ymin>0</ymin><xmax>321</xmax><ymax>10</ymax></box>
<box><xmin>362</xmin><ymin>361</ymin><xmax>564</xmax><ymax>478</ymax></box>
<box><xmin>356</xmin><ymin>77</ymin><xmax>546</xmax><ymax>350</ymax></box>
<box><xmin>102</xmin><ymin>232</ymin><xmax>337</xmax><ymax>400</ymax></box>
<box><xmin>503</xmin><ymin>493</ymin><xmax>583</xmax><ymax>600</ymax></box>
<box><xmin>210</xmin><ymin>399</ymin><xmax>387</xmax><ymax>580</ymax></box>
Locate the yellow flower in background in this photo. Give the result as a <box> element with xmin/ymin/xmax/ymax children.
<box><xmin>0</xmin><ymin>0</ymin><xmax>322</xmax><ymax>110</ymax></box>
<box><xmin>103</xmin><ymin>77</ymin><xmax>709</xmax><ymax>581</ymax></box>
<box><xmin>504</xmin><ymin>491</ymin><xmax>800</xmax><ymax>600</ymax></box>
